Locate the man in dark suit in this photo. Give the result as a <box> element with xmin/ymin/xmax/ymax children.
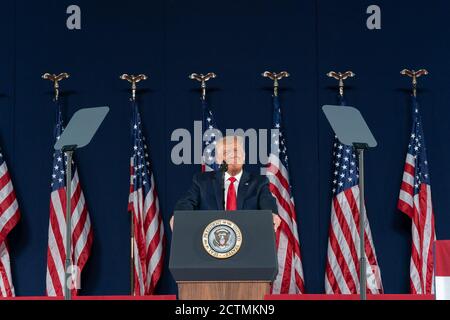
<box><xmin>170</xmin><ymin>135</ymin><xmax>281</xmax><ymax>231</ymax></box>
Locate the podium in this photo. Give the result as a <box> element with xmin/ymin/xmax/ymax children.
<box><xmin>169</xmin><ymin>210</ymin><xmax>277</xmax><ymax>300</ymax></box>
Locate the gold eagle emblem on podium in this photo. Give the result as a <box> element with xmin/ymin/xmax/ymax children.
<box><xmin>202</xmin><ymin>219</ymin><xmax>242</xmax><ymax>259</ymax></box>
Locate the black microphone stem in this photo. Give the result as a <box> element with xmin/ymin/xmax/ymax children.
<box><xmin>221</xmin><ymin>161</ymin><xmax>228</xmax><ymax>210</ymax></box>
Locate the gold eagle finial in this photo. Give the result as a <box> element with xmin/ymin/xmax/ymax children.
<box><xmin>326</xmin><ymin>71</ymin><xmax>355</xmax><ymax>97</ymax></box>
<box><xmin>120</xmin><ymin>74</ymin><xmax>148</xmax><ymax>101</ymax></box>
<box><xmin>189</xmin><ymin>72</ymin><xmax>217</xmax><ymax>100</ymax></box>
<box><xmin>261</xmin><ymin>71</ymin><xmax>290</xmax><ymax>96</ymax></box>
<box><xmin>42</xmin><ymin>73</ymin><xmax>70</xmax><ymax>101</ymax></box>
<box><xmin>400</xmin><ymin>69</ymin><xmax>428</xmax><ymax>97</ymax></box>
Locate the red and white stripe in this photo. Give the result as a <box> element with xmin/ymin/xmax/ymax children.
<box><xmin>398</xmin><ymin>153</ymin><xmax>436</xmax><ymax>294</ymax></box>
<box><xmin>46</xmin><ymin>169</ymin><xmax>93</xmax><ymax>296</ymax></box>
<box><xmin>201</xmin><ymin>162</ymin><xmax>214</xmax><ymax>173</ymax></box>
<box><xmin>0</xmin><ymin>160</ymin><xmax>20</xmax><ymax>297</ymax></box>
<box><xmin>265</xmin><ymin>154</ymin><xmax>305</xmax><ymax>294</ymax></box>
<box><xmin>128</xmin><ymin>160</ymin><xmax>165</xmax><ymax>295</ymax></box>
<box><xmin>325</xmin><ymin>186</ymin><xmax>383</xmax><ymax>294</ymax></box>
<box><xmin>435</xmin><ymin>240</ymin><xmax>450</xmax><ymax>300</ymax></box>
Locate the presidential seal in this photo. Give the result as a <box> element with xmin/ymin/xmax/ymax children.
<box><xmin>202</xmin><ymin>219</ymin><xmax>242</xmax><ymax>259</ymax></box>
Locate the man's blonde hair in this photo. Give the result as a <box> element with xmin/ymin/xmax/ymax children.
<box><xmin>215</xmin><ymin>135</ymin><xmax>244</xmax><ymax>151</ymax></box>
<box><xmin>215</xmin><ymin>135</ymin><xmax>245</xmax><ymax>163</ymax></box>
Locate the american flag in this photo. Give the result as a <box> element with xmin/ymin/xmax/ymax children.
<box><xmin>46</xmin><ymin>102</ymin><xmax>93</xmax><ymax>296</ymax></box>
<box><xmin>128</xmin><ymin>101</ymin><xmax>165</xmax><ymax>295</ymax></box>
<box><xmin>201</xmin><ymin>98</ymin><xmax>219</xmax><ymax>172</ymax></box>
<box><xmin>397</xmin><ymin>95</ymin><xmax>436</xmax><ymax>294</ymax></box>
<box><xmin>0</xmin><ymin>151</ymin><xmax>20</xmax><ymax>297</ymax></box>
<box><xmin>325</xmin><ymin>95</ymin><xmax>383</xmax><ymax>294</ymax></box>
<box><xmin>265</xmin><ymin>95</ymin><xmax>305</xmax><ymax>294</ymax></box>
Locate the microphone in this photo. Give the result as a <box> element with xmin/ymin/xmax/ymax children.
<box><xmin>219</xmin><ymin>161</ymin><xmax>228</xmax><ymax>173</ymax></box>
<box><xmin>220</xmin><ymin>161</ymin><xmax>228</xmax><ymax>209</ymax></box>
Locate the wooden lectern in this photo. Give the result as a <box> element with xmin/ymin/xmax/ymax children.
<box><xmin>177</xmin><ymin>281</ymin><xmax>270</xmax><ymax>300</ymax></box>
<box><xmin>169</xmin><ymin>210</ymin><xmax>277</xmax><ymax>300</ymax></box>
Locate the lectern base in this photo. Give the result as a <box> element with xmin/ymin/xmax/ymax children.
<box><xmin>177</xmin><ymin>281</ymin><xmax>271</xmax><ymax>300</ymax></box>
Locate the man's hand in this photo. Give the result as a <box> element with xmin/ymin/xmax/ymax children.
<box><xmin>170</xmin><ymin>216</ymin><xmax>174</xmax><ymax>231</ymax></box>
<box><xmin>272</xmin><ymin>213</ymin><xmax>281</xmax><ymax>232</ymax></box>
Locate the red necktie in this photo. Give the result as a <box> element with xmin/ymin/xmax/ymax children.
<box><xmin>226</xmin><ymin>176</ymin><xmax>237</xmax><ymax>211</ymax></box>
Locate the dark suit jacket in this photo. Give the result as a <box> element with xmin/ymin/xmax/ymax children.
<box><xmin>174</xmin><ymin>170</ymin><xmax>278</xmax><ymax>213</ymax></box>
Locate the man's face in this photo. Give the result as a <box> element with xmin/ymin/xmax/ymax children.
<box><xmin>215</xmin><ymin>137</ymin><xmax>245</xmax><ymax>173</ymax></box>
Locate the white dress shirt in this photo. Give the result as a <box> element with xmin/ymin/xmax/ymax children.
<box><xmin>224</xmin><ymin>170</ymin><xmax>243</xmax><ymax>209</ymax></box>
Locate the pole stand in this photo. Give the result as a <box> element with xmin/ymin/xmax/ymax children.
<box><xmin>353</xmin><ymin>142</ymin><xmax>369</xmax><ymax>300</ymax></box>
<box><xmin>63</xmin><ymin>148</ymin><xmax>75</xmax><ymax>300</ymax></box>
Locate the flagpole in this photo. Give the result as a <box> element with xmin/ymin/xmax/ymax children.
<box><xmin>261</xmin><ymin>70</ymin><xmax>290</xmax><ymax>293</ymax></box>
<box><xmin>327</xmin><ymin>71</ymin><xmax>371</xmax><ymax>301</ymax></box>
<box><xmin>188</xmin><ymin>72</ymin><xmax>222</xmax><ymax>199</ymax></box>
<box><xmin>42</xmin><ymin>72</ymin><xmax>72</xmax><ymax>300</ymax></box>
<box><xmin>400</xmin><ymin>68</ymin><xmax>433</xmax><ymax>295</ymax></box>
<box><xmin>261</xmin><ymin>71</ymin><xmax>290</xmax><ymax>97</ymax></box>
<box><xmin>120</xmin><ymin>73</ymin><xmax>148</xmax><ymax>296</ymax></box>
